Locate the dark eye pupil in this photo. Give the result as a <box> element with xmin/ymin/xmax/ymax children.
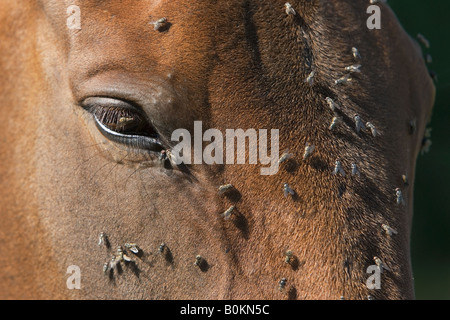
<box><xmin>92</xmin><ymin>106</ymin><xmax>158</xmax><ymax>138</ymax></box>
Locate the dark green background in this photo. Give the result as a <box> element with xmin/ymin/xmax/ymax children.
<box><xmin>388</xmin><ymin>1</ymin><xmax>450</xmax><ymax>299</ymax></box>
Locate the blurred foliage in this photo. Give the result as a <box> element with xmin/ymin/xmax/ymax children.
<box><xmin>388</xmin><ymin>0</ymin><xmax>450</xmax><ymax>299</ymax></box>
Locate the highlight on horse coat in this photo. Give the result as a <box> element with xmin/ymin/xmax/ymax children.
<box><xmin>0</xmin><ymin>0</ymin><xmax>435</xmax><ymax>300</ymax></box>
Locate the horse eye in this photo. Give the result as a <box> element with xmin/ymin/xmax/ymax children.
<box><xmin>82</xmin><ymin>97</ymin><xmax>164</xmax><ymax>152</ymax></box>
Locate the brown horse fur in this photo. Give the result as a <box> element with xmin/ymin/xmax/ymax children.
<box><xmin>0</xmin><ymin>0</ymin><xmax>434</xmax><ymax>299</ymax></box>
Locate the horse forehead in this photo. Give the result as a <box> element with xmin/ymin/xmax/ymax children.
<box><xmin>40</xmin><ymin>0</ymin><xmax>224</xmax><ymax>93</ymax></box>
<box><xmin>42</xmin><ymin>0</ymin><xmax>218</xmax><ymax>39</ymax></box>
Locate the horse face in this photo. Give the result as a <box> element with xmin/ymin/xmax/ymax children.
<box><xmin>0</xmin><ymin>0</ymin><xmax>434</xmax><ymax>299</ymax></box>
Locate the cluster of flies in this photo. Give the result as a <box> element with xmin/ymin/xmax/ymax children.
<box><xmin>97</xmin><ymin>232</ymin><xmax>141</xmax><ymax>274</ymax></box>
<box><xmin>98</xmin><ymin>232</ymin><xmax>209</xmax><ymax>275</ymax></box>
<box><xmin>216</xmin><ymin>2</ymin><xmax>415</xmax><ymax>298</ymax></box>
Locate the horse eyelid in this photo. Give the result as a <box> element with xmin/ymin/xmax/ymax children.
<box><xmin>81</xmin><ymin>97</ymin><xmax>153</xmax><ymax>129</ymax></box>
